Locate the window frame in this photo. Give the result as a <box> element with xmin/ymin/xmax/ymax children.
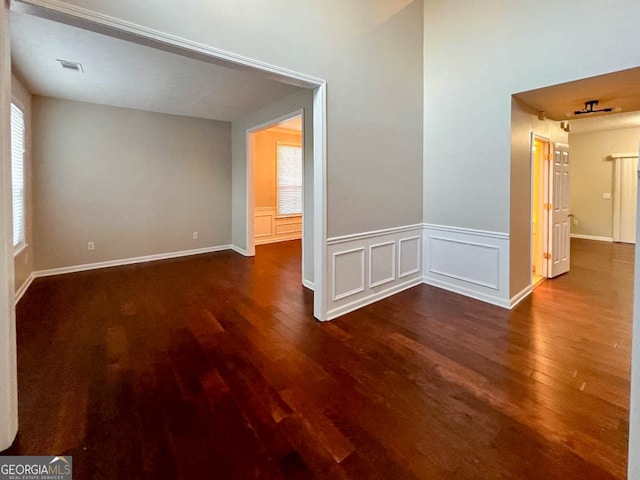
<box><xmin>275</xmin><ymin>141</ymin><xmax>303</xmax><ymax>218</ymax></box>
<box><xmin>10</xmin><ymin>101</ymin><xmax>26</xmax><ymax>255</ymax></box>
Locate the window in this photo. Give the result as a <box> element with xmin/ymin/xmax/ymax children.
<box><xmin>277</xmin><ymin>143</ymin><xmax>302</xmax><ymax>216</ymax></box>
<box><xmin>11</xmin><ymin>103</ymin><xmax>25</xmax><ymax>249</ymax></box>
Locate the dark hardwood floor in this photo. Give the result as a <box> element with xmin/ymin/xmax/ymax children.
<box><xmin>3</xmin><ymin>238</ymin><xmax>633</xmax><ymax>479</ymax></box>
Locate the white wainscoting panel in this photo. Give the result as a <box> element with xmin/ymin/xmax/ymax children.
<box><xmin>399</xmin><ymin>236</ymin><xmax>421</xmax><ymax>278</ymax></box>
<box><xmin>254</xmin><ymin>207</ymin><xmax>302</xmax><ymax>245</ymax></box>
<box><xmin>327</xmin><ymin>224</ymin><xmax>423</xmax><ymax>320</ymax></box>
<box><xmin>369</xmin><ymin>241</ymin><xmax>395</xmax><ymax>288</ymax></box>
<box><xmin>423</xmin><ymin>224</ymin><xmax>510</xmax><ymax>308</ymax></box>
<box><xmin>332</xmin><ymin>248</ymin><xmax>365</xmax><ymax>301</ymax></box>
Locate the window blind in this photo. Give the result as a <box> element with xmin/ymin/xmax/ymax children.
<box><xmin>277</xmin><ymin>144</ymin><xmax>302</xmax><ymax>216</ymax></box>
<box><xmin>11</xmin><ymin>103</ymin><xmax>25</xmax><ymax>248</ymax></box>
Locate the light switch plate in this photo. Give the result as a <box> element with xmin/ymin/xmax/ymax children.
<box><xmin>602</xmin><ymin>192</ymin><xmax>612</xmax><ymax>199</ymax></box>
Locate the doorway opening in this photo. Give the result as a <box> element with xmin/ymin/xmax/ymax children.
<box><xmin>247</xmin><ymin>112</ymin><xmax>310</xmax><ymax>289</ymax></box>
<box><xmin>531</xmin><ymin>135</ymin><xmax>550</xmax><ymax>287</ymax></box>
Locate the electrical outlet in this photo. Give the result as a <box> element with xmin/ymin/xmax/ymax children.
<box><xmin>572</xmin><ymin>218</ymin><xmax>578</xmax><ymax>226</ymax></box>
<box><xmin>87</xmin><ymin>241</ymin><xmax>95</xmax><ymax>251</ymax></box>
<box><xmin>602</xmin><ymin>192</ymin><xmax>612</xmax><ymax>199</ymax></box>
<box><xmin>192</xmin><ymin>232</ymin><xmax>198</xmax><ymax>240</ymax></box>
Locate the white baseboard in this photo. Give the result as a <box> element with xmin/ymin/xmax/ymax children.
<box><xmin>423</xmin><ymin>276</ymin><xmax>510</xmax><ymax>309</ymax></box>
<box><xmin>509</xmin><ymin>284</ymin><xmax>532</xmax><ymax>309</ymax></box>
<box><xmin>327</xmin><ymin>277</ymin><xmax>422</xmax><ymax>320</ymax></box>
<box><xmin>302</xmin><ymin>279</ymin><xmax>315</xmax><ymax>291</ymax></box>
<box><xmin>570</xmin><ymin>233</ymin><xmax>613</xmax><ymax>242</ymax></box>
<box><xmin>230</xmin><ymin>245</ymin><xmax>250</xmax><ymax>256</ymax></box>
<box><xmin>33</xmin><ymin>244</ymin><xmax>233</xmax><ymax>278</ymax></box>
<box><xmin>255</xmin><ymin>235</ymin><xmax>302</xmax><ymax>246</ymax></box>
<box><xmin>14</xmin><ymin>272</ymin><xmax>36</xmax><ymax>305</ymax></box>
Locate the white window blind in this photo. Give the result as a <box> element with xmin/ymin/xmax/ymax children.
<box><xmin>11</xmin><ymin>103</ymin><xmax>25</xmax><ymax>248</ymax></box>
<box><xmin>277</xmin><ymin>144</ymin><xmax>302</xmax><ymax>216</ymax></box>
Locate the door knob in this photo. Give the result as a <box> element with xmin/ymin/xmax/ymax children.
<box><xmin>568</xmin><ymin>214</ymin><xmax>575</xmax><ymax>217</ymax></box>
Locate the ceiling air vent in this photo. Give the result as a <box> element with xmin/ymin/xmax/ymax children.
<box><xmin>56</xmin><ymin>59</ymin><xmax>84</xmax><ymax>73</ymax></box>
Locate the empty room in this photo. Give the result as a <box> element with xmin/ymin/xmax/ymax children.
<box><xmin>1</xmin><ymin>1</ymin><xmax>640</xmax><ymax>479</ymax></box>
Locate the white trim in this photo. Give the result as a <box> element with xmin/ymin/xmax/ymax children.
<box><xmin>11</xmin><ymin>0</ymin><xmax>323</xmax><ymax>88</ymax></box>
<box><xmin>332</xmin><ymin>247</ymin><xmax>365</xmax><ymax>301</ymax></box>
<box><xmin>328</xmin><ymin>223</ymin><xmax>423</xmax><ymax>245</ymax></box>
<box><xmin>33</xmin><ymin>245</ymin><xmax>232</xmax><ymax>278</ymax></box>
<box><xmin>230</xmin><ymin>245</ymin><xmax>250</xmax><ymax>256</ymax></box>
<box><xmin>423</xmin><ymin>276</ymin><xmax>510</xmax><ymax>309</ymax></box>
<box><xmin>423</xmin><ymin>223</ymin><xmax>509</xmax><ymax>240</ymax></box>
<box><xmin>609</xmin><ymin>152</ymin><xmax>639</xmax><ymax>159</ymax></box>
<box><xmin>509</xmin><ymin>284</ymin><xmax>532</xmax><ymax>309</ymax></box>
<box><xmin>313</xmin><ymin>83</ymin><xmax>327</xmax><ymax>321</ymax></box>
<box><xmin>302</xmin><ymin>279</ymin><xmax>315</xmax><ymax>291</ymax></box>
<box><xmin>327</xmin><ymin>277</ymin><xmax>422</xmax><ymax>321</ymax></box>
<box><xmin>14</xmin><ymin>272</ymin><xmax>34</xmax><ymax>305</ymax></box>
<box><xmin>368</xmin><ymin>241</ymin><xmax>396</xmax><ymax>289</ymax></box>
<box><xmin>398</xmin><ymin>236</ymin><xmax>422</xmax><ymax>279</ymax></box>
<box><xmin>570</xmin><ymin>233</ymin><xmax>613</xmax><ymax>242</ymax></box>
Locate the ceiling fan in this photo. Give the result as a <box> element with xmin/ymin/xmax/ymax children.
<box><xmin>573</xmin><ymin>99</ymin><xmax>615</xmax><ymax>115</ymax></box>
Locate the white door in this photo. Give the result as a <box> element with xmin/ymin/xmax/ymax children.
<box><xmin>547</xmin><ymin>143</ymin><xmax>570</xmax><ymax>277</ymax></box>
<box><xmin>613</xmin><ymin>155</ymin><xmax>638</xmax><ymax>243</ymax></box>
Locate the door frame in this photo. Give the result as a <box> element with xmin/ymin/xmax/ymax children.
<box><xmin>530</xmin><ymin>133</ymin><xmax>551</xmax><ymax>284</ymax></box>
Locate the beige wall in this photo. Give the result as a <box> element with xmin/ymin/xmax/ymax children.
<box><xmin>11</xmin><ymin>73</ymin><xmax>33</xmax><ymax>294</ymax></box>
<box><xmin>255</xmin><ymin>129</ymin><xmax>301</xmax><ymax>208</ymax></box>
<box><xmin>52</xmin><ymin>0</ymin><xmax>424</xmax><ymax>239</ymax></box>
<box><xmin>509</xmin><ymin>98</ymin><xmax>567</xmax><ymax>297</ymax></box>
<box><xmin>569</xmin><ymin>127</ymin><xmax>640</xmax><ymax>239</ymax></box>
<box><xmin>32</xmin><ymin>97</ymin><xmax>232</xmax><ymax>271</ymax></box>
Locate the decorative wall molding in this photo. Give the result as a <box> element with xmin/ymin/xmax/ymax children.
<box><xmin>399</xmin><ymin>236</ymin><xmax>421</xmax><ymax>278</ymax></box>
<box><xmin>302</xmin><ymin>279</ymin><xmax>315</xmax><ymax>291</ymax></box>
<box><xmin>332</xmin><ymin>247</ymin><xmax>365</xmax><ymax>301</ymax></box>
<box><xmin>423</xmin><ymin>224</ymin><xmax>510</xmax><ymax>309</ymax></box>
<box><xmin>368</xmin><ymin>241</ymin><xmax>395</xmax><ymax>288</ymax></box>
<box><xmin>32</xmin><ymin>244</ymin><xmax>233</xmax><ymax>278</ymax></box>
<box><xmin>327</xmin><ymin>224</ymin><xmax>423</xmax><ymax>319</ymax></box>
<box><xmin>327</xmin><ymin>223</ymin><xmax>424</xmax><ymax>245</ymax></box>
<box><xmin>423</xmin><ymin>223</ymin><xmax>509</xmax><ymax>240</ymax></box>
<box><xmin>254</xmin><ymin>207</ymin><xmax>302</xmax><ymax>245</ymax></box>
<box><xmin>570</xmin><ymin>233</ymin><xmax>613</xmax><ymax>242</ymax></box>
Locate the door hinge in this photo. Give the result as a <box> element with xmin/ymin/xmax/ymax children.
<box><xmin>544</xmin><ymin>203</ymin><xmax>552</xmax><ymax>211</ymax></box>
<box><xmin>545</xmin><ymin>154</ymin><xmax>552</xmax><ymax>161</ymax></box>
<box><xmin>543</xmin><ymin>253</ymin><xmax>551</xmax><ymax>260</ymax></box>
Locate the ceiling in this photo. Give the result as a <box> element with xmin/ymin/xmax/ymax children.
<box><xmin>10</xmin><ymin>11</ymin><xmax>301</xmax><ymax>122</ymax></box>
<box><xmin>514</xmin><ymin>67</ymin><xmax>640</xmax><ymax>131</ymax></box>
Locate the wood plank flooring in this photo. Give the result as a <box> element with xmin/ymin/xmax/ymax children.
<box><xmin>3</xmin><ymin>238</ymin><xmax>633</xmax><ymax>479</ymax></box>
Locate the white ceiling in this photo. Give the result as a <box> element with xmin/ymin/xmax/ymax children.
<box><xmin>568</xmin><ymin>110</ymin><xmax>640</xmax><ymax>134</ymax></box>
<box><xmin>10</xmin><ymin>11</ymin><xmax>301</xmax><ymax>122</ymax></box>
